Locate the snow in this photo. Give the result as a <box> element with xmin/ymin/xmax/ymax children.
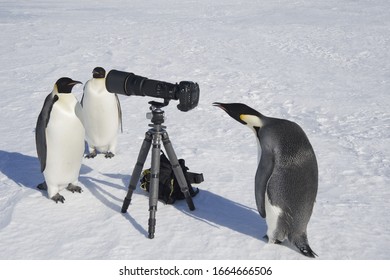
<box><xmin>0</xmin><ymin>0</ymin><xmax>389</xmax><ymax>261</ymax></box>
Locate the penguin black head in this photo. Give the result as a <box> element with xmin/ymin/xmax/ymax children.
<box><xmin>213</xmin><ymin>102</ymin><xmax>264</xmax><ymax>128</ymax></box>
<box><xmin>55</xmin><ymin>77</ymin><xmax>82</xmax><ymax>94</ymax></box>
<box><xmin>92</xmin><ymin>67</ymin><xmax>106</xmax><ymax>78</ymax></box>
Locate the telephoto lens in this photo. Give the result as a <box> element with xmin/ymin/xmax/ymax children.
<box><xmin>105</xmin><ymin>69</ymin><xmax>200</xmax><ymax>112</ymax></box>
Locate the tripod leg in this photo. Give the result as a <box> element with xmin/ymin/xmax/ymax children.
<box><xmin>161</xmin><ymin>132</ymin><xmax>195</xmax><ymax>211</ymax></box>
<box><xmin>148</xmin><ymin>133</ymin><xmax>162</xmax><ymax>239</ymax></box>
<box><xmin>121</xmin><ymin>132</ymin><xmax>152</xmax><ymax>213</ymax></box>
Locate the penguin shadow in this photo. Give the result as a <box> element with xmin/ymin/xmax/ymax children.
<box><xmin>0</xmin><ymin>150</ymin><xmax>96</xmax><ymax>200</ymax></box>
<box><xmin>173</xmin><ymin>189</ymin><xmax>267</xmax><ymax>241</ymax></box>
<box><xmin>79</xmin><ymin>173</ymin><xmax>148</xmax><ymax>237</ymax></box>
<box><xmin>0</xmin><ymin>150</ymin><xmax>43</xmax><ymax>192</ymax></box>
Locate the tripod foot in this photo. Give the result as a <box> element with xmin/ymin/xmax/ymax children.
<box><xmin>148</xmin><ymin>218</ymin><xmax>156</xmax><ymax>239</ymax></box>
<box><xmin>186</xmin><ymin>196</ymin><xmax>195</xmax><ymax>211</ymax></box>
<box><xmin>121</xmin><ymin>197</ymin><xmax>132</xmax><ymax>213</ymax></box>
<box><xmin>148</xmin><ymin>206</ymin><xmax>157</xmax><ymax>239</ymax></box>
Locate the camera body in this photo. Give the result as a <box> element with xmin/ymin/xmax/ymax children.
<box><xmin>106</xmin><ymin>70</ymin><xmax>199</xmax><ymax>112</ymax></box>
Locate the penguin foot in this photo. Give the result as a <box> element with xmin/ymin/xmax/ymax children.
<box><xmin>66</xmin><ymin>184</ymin><xmax>83</xmax><ymax>193</ymax></box>
<box><xmin>85</xmin><ymin>150</ymin><xmax>97</xmax><ymax>159</ymax></box>
<box><xmin>51</xmin><ymin>193</ymin><xmax>65</xmax><ymax>203</ymax></box>
<box><xmin>37</xmin><ymin>182</ymin><xmax>47</xmax><ymax>191</ymax></box>
<box><xmin>105</xmin><ymin>152</ymin><xmax>115</xmax><ymax>158</ymax></box>
<box><xmin>263</xmin><ymin>235</ymin><xmax>282</xmax><ymax>244</ymax></box>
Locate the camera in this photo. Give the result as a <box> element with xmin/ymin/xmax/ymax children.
<box><xmin>105</xmin><ymin>69</ymin><xmax>199</xmax><ymax>112</ymax></box>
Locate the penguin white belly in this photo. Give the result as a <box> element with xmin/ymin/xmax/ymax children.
<box><xmin>83</xmin><ymin>86</ymin><xmax>119</xmax><ymax>152</ymax></box>
<box><xmin>44</xmin><ymin>97</ymin><xmax>85</xmax><ymax>198</ymax></box>
<box><xmin>265</xmin><ymin>192</ymin><xmax>283</xmax><ymax>242</ymax></box>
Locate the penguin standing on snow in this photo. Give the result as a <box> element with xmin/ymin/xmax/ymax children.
<box><xmin>35</xmin><ymin>77</ymin><xmax>85</xmax><ymax>203</ymax></box>
<box><xmin>213</xmin><ymin>102</ymin><xmax>318</xmax><ymax>258</ymax></box>
<box><xmin>81</xmin><ymin>67</ymin><xmax>122</xmax><ymax>158</ymax></box>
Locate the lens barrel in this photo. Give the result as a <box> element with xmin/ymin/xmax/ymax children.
<box><xmin>106</xmin><ymin>70</ymin><xmax>176</xmax><ymax>99</ymax></box>
<box><xmin>141</xmin><ymin>79</ymin><xmax>177</xmax><ymax>100</ymax></box>
<box><xmin>105</xmin><ymin>70</ymin><xmax>132</xmax><ymax>96</ymax></box>
<box><xmin>105</xmin><ymin>69</ymin><xmax>199</xmax><ymax>111</ymax></box>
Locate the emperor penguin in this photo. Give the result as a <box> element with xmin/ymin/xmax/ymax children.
<box><xmin>35</xmin><ymin>77</ymin><xmax>85</xmax><ymax>203</ymax></box>
<box><xmin>213</xmin><ymin>102</ymin><xmax>318</xmax><ymax>258</ymax></box>
<box><xmin>81</xmin><ymin>67</ymin><xmax>122</xmax><ymax>158</ymax></box>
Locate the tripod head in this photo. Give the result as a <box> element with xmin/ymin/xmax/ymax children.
<box><xmin>149</xmin><ymin>99</ymin><xmax>169</xmax><ymax>109</ymax></box>
<box><xmin>147</xmin><ymin>100</ymin><xmax>167</xmax><ymax>126</ymax></box>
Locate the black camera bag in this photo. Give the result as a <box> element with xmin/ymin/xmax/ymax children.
<box><xmin>140</xmin><ymin>152</ymin><xmax>202</xmax><ymax>204</ymax></box>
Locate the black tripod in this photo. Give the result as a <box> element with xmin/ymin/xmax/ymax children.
<box><xmin>121</xmin><ymin>101</ymin><xmax>195</xmax><ymax>239</ymax></box>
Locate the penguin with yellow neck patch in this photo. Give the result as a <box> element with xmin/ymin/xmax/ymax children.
<box><xmin>36</xmin><ymin>77</ymin><xmax>85</xmax><ymax>203</ymax></box>
<box><xmin>213</xmin><ymin>102</ymin><xmax>318</xmax><ymax>258</ymax></box>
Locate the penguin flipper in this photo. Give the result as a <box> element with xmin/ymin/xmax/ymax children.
<box><xmin>255</xmin><ymin>149</ymin><xmax>274</xmax><ymax>218</ymax></box>
<box><xmin>115</xmin><ymin>94</ymin><xmax>123</xmax><ymax>133</ymax></box>
<box><xmin>80</xmin><ymin>83</ymin><xmax>86</xmax><ymax>106</ymax></box>
<box><xmin>35</xmin><ymin>93</ymin><xmax>58</xmax><ymax>172</ymax></box>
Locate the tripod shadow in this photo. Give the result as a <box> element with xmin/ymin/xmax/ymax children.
<box><xmin>79</xmin><ymin>173</ymin><xmax>148</xmax><ymax>237</ymax></box>
<box><xmin>175</xmin><ymin>189</ymin><xmax>267</xmax><ymax>241</ymax></box>
<box><xmin>78</xmin><ymin>169</ymin><xmax>266</xmax><ymax>241</ymax></box>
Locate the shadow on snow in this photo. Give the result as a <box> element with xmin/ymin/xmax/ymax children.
<box><xmin>84</xmin><ymin>171</ymin><xmax>266</xmax><ymax>242</ymax></box>
<box><xmin>0</xmin><ymin>150</ymin><xmax>266</xmax><ymax>242</ymax></box>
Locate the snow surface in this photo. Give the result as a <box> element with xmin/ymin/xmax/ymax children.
<box><xmin>0</xmin><ymin>0</ymin><xmax>389</xmax><ymax>260</ymax></box>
